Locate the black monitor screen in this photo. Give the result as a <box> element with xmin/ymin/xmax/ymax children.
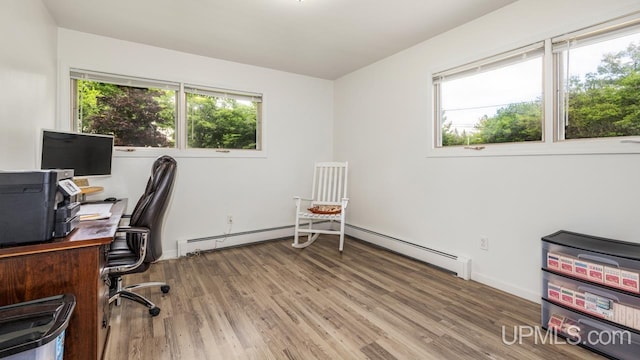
<box><xmin>41</xmin><ymin>130</ymin><xmax>114</xmax><ymax>177</ymax></box>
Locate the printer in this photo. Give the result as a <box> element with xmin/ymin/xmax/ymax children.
<box><xmin>0</xmin><ymin>169</ymin><xmax>81</xmax><ymax>247</ymax></box>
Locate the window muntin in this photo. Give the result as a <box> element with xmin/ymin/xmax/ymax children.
<box><xmin>433</xmin><ymin>44</ymin><xmax>544</xmax><ymax>147</ymax></box>
<box><xmin>70</xmin><ymin>70</ymin><xmax>263</xmax><ymax>152</ymax></box>
<box><xmin>554</xmin><ymin>24</ymin><xmax>640</xmax><ymax>141</ymax></box>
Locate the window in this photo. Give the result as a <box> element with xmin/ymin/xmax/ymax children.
<box><xmin>431</xmin><ymin>12</ymin><xmax>640</xmax><ymax>156</ymax></box>
<box><xmin>185</xmin><ymin>86</ymin><xmax>262</xmax><ymax>150</ymax></box>
<box><xmin>70</xmin><ymin>70</ymin><xmax>263</xmax><ymax>151</ymax></box>
<box><xmin>71</xmin><ymin>71</ymin><xmax>178</xmax><ymax>148</ymax></box>
<box><xmin>433</xmin><ymin>43</ymin><xmax>544</xmax><ymax>147</ymax></box>
<box><xmin>554</xmin><ymin>16</ymin><xmax>640</xmax><ymax>141</ymax></box>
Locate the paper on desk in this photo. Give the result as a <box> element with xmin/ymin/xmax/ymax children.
<box><xmin>79</xmin><ymin>213</ymin><xmax>112</xmax><ymax>221</ymax></box>
<box><xmin>78</xmin><ymin>203</ymin><xmax>113</xmax><ymax>221</ymax></box>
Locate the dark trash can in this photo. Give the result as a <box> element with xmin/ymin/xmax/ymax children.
<box><xmin>0</xmin><ymin>294</ymin><xmax>76</xmax><ymax>360</ymax></box>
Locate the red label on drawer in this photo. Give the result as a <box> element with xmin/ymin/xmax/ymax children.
<box><xmin>588</xmin><ymin>263</ymin><xmax>604</xmax><ymax>283</ymax></box>
<box><xmin>574</xmin><ymin>260</ymin><xmax>589</xmax><ymax>279</ymax></box>
<box><xmin>589</xmin><ymin>271</ymin><xmax>603</xmax><ymax>280</ymax></box>
<box><xmin>605</xmin><ymin>274</ymin><xmax>620</xmax><ymax>283</ymax></box>
<box><xmin>574</xmin><ymin>267</ymin><xmax>588</xmax><ymax>277</ymax></box>
<box><xmin>548</xmin><ymin>314</ymin><xmax>565</xmax><ymax>330</ymax></box>
<box><xmin>560</xmin><ymin>288</ymin><xmax>574</xmax><ymax>304</ymax></box>
<box><xmin>621</xmin><ymin>270</ymin><xmax>640</xmax><ymax>292</ymax></box>
<box><xmin>560</xmin><ymin>256</ymin><xmax>574</xmax><ymax>274</ymax></box>
<box><xmin>547</xmin><ymin>253</ymin><xmax>560</xmax><ymax>269</ymax></box>
<box><xmin>604</xmin><ymin>267</ymin><xmax>621</xmax><ymax>287</ymax></box>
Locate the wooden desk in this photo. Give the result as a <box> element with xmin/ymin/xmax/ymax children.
<box><xmin>0</xmin><ymin>200</ymin><xmax>126</xmax><ymax>360</ymax></box>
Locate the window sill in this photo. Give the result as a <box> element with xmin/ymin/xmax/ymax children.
<box><xmin>426</xmin><ymin>137</ymin><xmax>640</xmax><ymax>158</ymax></box>
<box><xmin>113</xmin><ymin>147</ymin><xmax>267</xmax><ymax>159</ymax></box>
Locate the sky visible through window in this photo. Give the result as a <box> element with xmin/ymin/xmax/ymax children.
<box><xmin>441</xmin><ymin>32</ymin><xmax>640</xmax><ymax>136</ymax></box>
<box><xmin>567</xmin><ymin>33</ymin><xmax>640</xmax><ymax>81</ymax></box>
<box><xmin>441</xmin><ymin>57</ymin><xmax>542</xmax><ymax>134</ymax></box>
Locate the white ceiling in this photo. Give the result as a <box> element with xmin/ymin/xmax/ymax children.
<box><xmin>41</xmin><ymin>0</ymin><xmax>516</xmax><ymax>80</ymax></box>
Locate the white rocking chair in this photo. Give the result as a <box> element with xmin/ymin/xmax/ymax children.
<box><xmin>293</xmin><ymin>162</ymin><xmax>349</xmax><ymax>252</ymax></box>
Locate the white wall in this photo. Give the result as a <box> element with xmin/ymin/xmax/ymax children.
<box><xmin>334</xmin><ymin>0</ymin><xmax>640</xmax><ymax>302</ymax></box>
<box><xmin>57</xmin><ymin>29</ymin><xmax>334</xmax><ymax>258</ymax></box>
<box><xmin>6</xmin><ymin>0</ymin><xmax>639</xmax><ymax>303</ymax></box>
<box><xmin>0</xmin><ymin>0</ymin><xmax>57</xmax><ymax>169</ymax></box>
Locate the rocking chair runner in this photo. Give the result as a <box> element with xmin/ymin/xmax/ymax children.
<box><xmin>293</xmin><ymin>162</ymin><xmax>349</xmax><ymax>252</ymax></box>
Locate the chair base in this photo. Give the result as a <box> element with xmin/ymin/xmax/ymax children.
<box><xmin>292</xmin><ymin>232</ymin><xmax>345</xmax><ymax>252</ymax></box>
<box><xmin>292</xmin><ymin>233</ymin><xmax>320</xmax><ymax>249</ymax></box>
<box><xmin>109</xmin><ymin>277</ymin><xmax>170</xmax><ymax>317</ymax></box>
<box><xmin>293</xmin><ymin>220</ymin><xmax>346</xmax><ymax>252</ymax></box>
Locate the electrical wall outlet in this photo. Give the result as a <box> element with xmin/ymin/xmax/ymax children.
<box><xmin>480</xmin><ymin>237</ymin><xmax>489</xmax><ymax>251</ymax></box>
<box><xmin>227</xmin><ymin>215</ymin><xmax>233</xmax><ymax>224</ymax></box>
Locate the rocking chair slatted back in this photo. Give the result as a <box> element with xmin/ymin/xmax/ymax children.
<box><xmin>312</xmin><ymin>162</ymin><xmax>348</xmax><ymax>205</ymax></box>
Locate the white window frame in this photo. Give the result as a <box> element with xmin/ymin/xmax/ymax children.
<box><xmin>552</xmin><ymin>14</ymin><xmax>640</xmax><ymax>144</ymax></box>
<box><xmin>429</xmin><ymin>12</ymin><xmax>640</xmax><ymax>158</ymax></box>
<box><xmin>62</xmin><ymin>68</ymin><xmax>266</xmax><ymax>159</ymax></box>
<box><xmin>432</xmin><ymin>42</ymin><xmax>545</xmax><ymax>149</ymax></box>
<box><xmin>183</xmin><ymin>83</ymin><xmax>263</xmax><ymax>151</ymax></box>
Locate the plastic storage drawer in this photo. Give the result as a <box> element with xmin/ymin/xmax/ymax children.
<box><xmin>542</xmin><ymin>299</ymin><xmax>640</xmax><ymax>359</ymax></box>
<box><xmin>542</xmin><ymin>269</ymin><xmax>640</xmax><ymax>330</ymax></box>
<box><xmin>542</xmin><ymin>232</ymin><xmax>640</xmax><ymax>294</ymax></box>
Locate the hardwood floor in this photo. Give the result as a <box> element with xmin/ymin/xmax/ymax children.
<box><xmin>105</xmin><ymin>236</ymin><xmax>602</xmax><ymax>359</ymax></box>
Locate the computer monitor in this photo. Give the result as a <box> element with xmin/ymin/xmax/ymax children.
<box><xmin>40</xmin><ymin>129</ymin><xmax>114</xmax><ymax>177</ymax></box>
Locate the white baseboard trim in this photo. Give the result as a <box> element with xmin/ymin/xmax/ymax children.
<box><xmin>159</xmin><ymin>249</ymin><xmax>178</xmax><ymax>260</ymax></box>
<box><xmin>472</xmin><ymin>272</ymin><xmax>540</xmax><ymax>303</ymax></box>
<box><xmin>345</xmin><ymin>225</ymin><xmax>471</xmax><ymax>280</ymax></box>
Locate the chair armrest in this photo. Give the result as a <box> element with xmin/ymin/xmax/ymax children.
<box><xmin>116</xmin><ymin>225</ymin><xmax>149</xmax><ymax>234</ymax></box>
<box><xmin>105</xmin><ymin>226</ymin><xmax>150</xmax><ymax>275</ymax></box>
<box><xmin>294</xmin><ymin>196</ymin><xmax>313</xmax><ymax>209</ymax></box>
<box><xmin>341</xmin><ymin>197</ymin><xmax>350</xmax><ymax>209</ymax></box>
<box><xmin>118</xmin><ymin>214</ymin><xmax>132</xmax><ymax>226</ymax></box>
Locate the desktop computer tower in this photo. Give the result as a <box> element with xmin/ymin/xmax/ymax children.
<box><xmin>0</xmin><ymin>169</ymin><xmax>75</xmax><ymax>247</ymax></box>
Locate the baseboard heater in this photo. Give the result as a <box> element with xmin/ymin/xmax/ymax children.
<box><xmin>177</xmin><ymin>225</ymin><xmax>291</xmax><ymax>257</ymax></box>
<box><xmin>176</xmin><ymin>221</ymin><xmax>331</xmax><ymax>257</ymax></box>
<box><xmin>176</xmin><ymin>222</ymin><xmax>471</xmax><ymax>280</ymax></box>
<box><xmin>345</xmin><ymin>224</ymin><xmax>471</xmax><ymax>280</ymax></box>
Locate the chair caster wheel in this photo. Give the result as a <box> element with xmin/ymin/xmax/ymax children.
<box><xmin>149</xmin><ymin>307</ymin><xmax>161</xmax><ymax>317</ymax></box>
<box><xmin>161</xmin><ymin>285</ymin><xmax>170</xmax><ymax>293</ymax></box>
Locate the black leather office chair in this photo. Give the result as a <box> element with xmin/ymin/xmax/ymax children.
<box><xmin>105</xmin><ymin>155</ymin><xmax>177</xmax><ymax>316</ymax></box>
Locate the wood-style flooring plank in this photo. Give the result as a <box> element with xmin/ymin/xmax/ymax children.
<box><xmin>105</xmin><ymin>236</ymin><xmax>604</xmax><ymax>360</ymax></box>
